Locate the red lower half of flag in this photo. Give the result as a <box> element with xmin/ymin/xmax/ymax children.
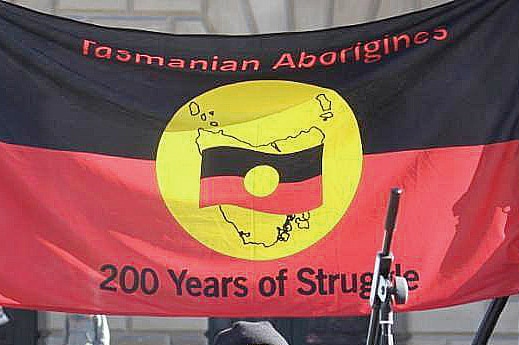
<box><xmin>199</xmin><ymin>175</ymin><xmax>322</xmax><ymax>214</ymax></box>
<box><xmin>0</xmin><ymin>140</ymin><xmax>518</xmax><ymax>316</ymax></box>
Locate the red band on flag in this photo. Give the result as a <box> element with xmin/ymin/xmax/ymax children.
<box><xmin>199</xmin><ymin>175</ymin><xmax>323</xmax><ymax>214</ymax></box>
<box><xmin>1</xmin><ymin>140</ymin><xmax>519</xmax><ymax>316</ymax></box>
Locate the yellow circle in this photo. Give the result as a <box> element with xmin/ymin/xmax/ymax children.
<box><xmin>156</xmin><ymin>80</ymin><xmax>363</xmax><ymax>260</ymax></box>
<box><xmin>244</xmin><ymin>165</ymin><xmax>279</xmax><ymax>197</ymax></box>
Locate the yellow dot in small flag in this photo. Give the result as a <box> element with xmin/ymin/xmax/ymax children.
<box><xmin>244</xmin><ymin>165</ymin><xmax>279</xmax><ymax>197</ymax></box>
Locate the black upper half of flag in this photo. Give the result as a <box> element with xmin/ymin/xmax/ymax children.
<box><xmin>200</xmin><ymin>145</ymin><xmax>324</xmax><ymax>183</ymax></box>
<box><xmin>0</xmin><ymin>0</ymin><xmax>518</xmax><ymax>160</ymax></box>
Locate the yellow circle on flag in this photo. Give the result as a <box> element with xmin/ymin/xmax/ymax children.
<box><xmin>156</xmin><ymin>80</ymin><xmax>362</xmax><ymax>260</ymax></box>
<box><xmin>244</xmin><ymin>165</ymin><xmax>280</xmax><ymax>197</ymax></box>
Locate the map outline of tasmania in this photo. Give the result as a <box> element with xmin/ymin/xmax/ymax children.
<box><xmin>196</xmin><ymin>126</ymin><xmax>326</xmax><ymax>248</ymax></box>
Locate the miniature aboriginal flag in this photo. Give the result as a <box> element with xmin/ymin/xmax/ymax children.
<box><xmin>197</xmin><ymin>128</ymin><xmax>324</xmax><ymax>214</ymax></box>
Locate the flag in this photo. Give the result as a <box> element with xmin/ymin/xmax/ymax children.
<box><xmin>198</xmin><ymin>128</ymin><xmax>324</xmax><ymax>214</ymax></box>
<box><xmin>0</xmin><ymin>0</ymin><xmax>518</xmax><ymax>317</ymax></box>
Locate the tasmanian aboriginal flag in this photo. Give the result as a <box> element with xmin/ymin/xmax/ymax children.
<box><xmin>198</xmin><ymin>128</ymin><xmax>324</xmax><ymax>214</ymax></box>
<box><xmin>1</xmin><ymin>0</ymin><xmax>519</xmax><ymax>317</ymax></box>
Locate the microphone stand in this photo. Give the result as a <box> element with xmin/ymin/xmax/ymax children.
<box><xmin>366</xmin><ymin>188</ymin><xmax>408</xmax><ymax>345</ymax></box>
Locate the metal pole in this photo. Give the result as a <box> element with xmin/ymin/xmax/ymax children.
<box><xmin>379</xmin><ymin>299</ymin><xmax>395</xmax><ymax>345</ymax></box>
<box><xmin>471</xmin><ymin>296</ymin><xmax>509</xmax><ymax>345</ymax></box>
<box><xmin>366</xmin><ymin>188</ymin><xmax>403</xmax><ymax>345</ymax></box>
<box><xmin>366</xmin><ymin>304</ymin><xmax>381</xmax><ymax>345</ymax></box>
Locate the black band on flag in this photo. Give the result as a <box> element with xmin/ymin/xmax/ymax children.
<box><xmin>200</xmin><ymin>144</ymin><xmax>324</xmax><ymax>183</ymax></box>
<box><xmin>1</xmin><ymin>0</ymin><xmax>518</xmax><ymax>160</ymax></box>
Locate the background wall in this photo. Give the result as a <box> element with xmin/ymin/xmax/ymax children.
<box><xmin>4</xmin><ymin>0</ymin><xmax>518</xmax><ymax>344</ymax></box>
<box><xmin>6</xmin><ymin>0</ymin><xmax>451</xmax><ymax>35</ymax></box>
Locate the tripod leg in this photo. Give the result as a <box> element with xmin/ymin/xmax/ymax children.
<box><xmin>379</xmin><ymin>300</ymin><xmax>394</xmax><ymax>345</ymax></box>
<box><xmin>366</xmin><ymin>305</ymin><xmax>381</xmax><ymax>345</ymax></box>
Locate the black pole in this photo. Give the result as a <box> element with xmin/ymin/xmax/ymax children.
<box><xmin>471</xmin><ymin>296</ymin><xmax>509</xmax><ymax>345</ymax></box>
<box><xmin>366</xmin><ymin>188</ymin><xmax>402</xmax><ymax>345</ymax></box>
<box><xmin>382</xmin><ymin>188</ymin><xmax>402</xmax><ymax>255</ymax></box>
